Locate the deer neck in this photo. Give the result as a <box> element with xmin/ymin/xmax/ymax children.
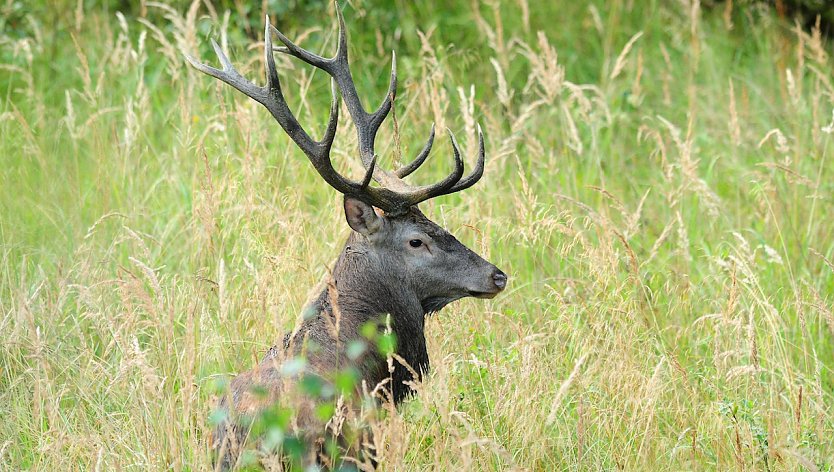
<box><xmin>312</xmin><ymin>237</ymin><xmax>429</xmax><ymax>403</ymax></box>
<box><xmin>332</xmin><ymin>253</ymin><xmax>421</xmax><ymax>319</ymax></box>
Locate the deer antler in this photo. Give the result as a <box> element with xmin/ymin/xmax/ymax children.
<box><xmin>184</xmin><ymin>2</ymin><xmax>485</xmax><ymax>216</ymax></box>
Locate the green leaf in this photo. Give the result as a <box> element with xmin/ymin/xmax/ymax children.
<box><xmin>377</xmin><ymin>333</ymin><xmax>397</xmax><ymax>357</ymax></box>
<box><xmin>315</xmin><ymin>402</ymin><xmax>335</xmax><ymax>421</ymax></box>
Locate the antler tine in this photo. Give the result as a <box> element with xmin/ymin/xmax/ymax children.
<box><xmin>301</xmin><ymin>77</ymin><xmax>344</xmax><ymax>189</ymax></box>
<box><xmin>183</xmin><ymin>22</ymin><xmax>328</xmax><ymax>162</ymax></box>
<box><xmin>368</xmin><ymin>51</ymin><xmax>397</xmax><ymax>133</ymax></box>
<box><xmin>437</xmin><ymin>124</ymin><xmax>486</xmax><ymax>196</ymax></box>
<box><xmin>184</xmin><ymin>40</ymin><xmax>265</xmax><ymax>104</ymax></box>
<box><xmin>395</xmin><ymin>126</ymin><xmax>488</xmax><ymax>205</ymax></box>
<box><xmin>398</xmin><ymin>129</ymin><xmax>465</xmax><ymax>205</ymax></box>
<box><xmin>334</xmin><ymin>2</ymin><xmax>349</xmax><ymax>64</ymax></box>
<box><xmin>269</xmin><ymin>23</ymin><xmax>332</xmax><ymax>70</ymax></box>
<box><xmin>263</xmin><ymin>18</ymin><xmax>280</xmax><ymax>94</ymax></box>
<box><xmin>396</xmin><ymin>123</ymin><xmax>435</xmax><ymax>178</ymax></box>
<box><xmin>360</xmin><ymin>155</ymin><xmax>377</xmax><ymax>189</ymax></box>
<box><xmin>321</xmin><ymin>79</ymin><xmax>340</xmax><ymax>150</ymax></box>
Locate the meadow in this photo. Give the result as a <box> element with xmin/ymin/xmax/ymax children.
<box><xmin>1</xmin><ymin>0</ymin><xmax>833</xmax><ymax>469</ymax></box>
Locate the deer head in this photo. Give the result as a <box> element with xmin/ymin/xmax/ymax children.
<box><xmin>185</xmin><ymin>5</ymin><xmax>507</xmax><ymax>318</ymax></box>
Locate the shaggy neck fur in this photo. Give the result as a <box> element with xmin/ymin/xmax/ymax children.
<box><xmin>295</xmin><ymin>233</ymin><xmax>430</xmax><ymax>404</ymax></box>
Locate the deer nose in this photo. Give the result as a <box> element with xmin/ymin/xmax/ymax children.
<box><xmin>492</xmin><ymin>270</ymin><xmax>507</xmax><ymax>290</ymax></box>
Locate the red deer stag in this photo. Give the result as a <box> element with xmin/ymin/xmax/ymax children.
<box><xmin>185</xmin><ymin>4</ymin><xmax>506</xmax><ymax>469</ymax></box>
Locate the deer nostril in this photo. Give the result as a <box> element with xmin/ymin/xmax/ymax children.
<box><xmin>492</xmin><ymin>270</ymin><xmax>507</xmax><ymax>290</ymax></box>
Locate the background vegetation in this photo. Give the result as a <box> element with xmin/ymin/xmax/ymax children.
<box><xmin>2</xmin><ymin>0</ymin><xmax>833</xmax><ymax>469</ymax></box>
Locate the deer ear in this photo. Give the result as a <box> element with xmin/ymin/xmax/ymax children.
<box><xmin>344</xmin><ymin>197</ymin><xmax>383</xmax><ymax>235</ymax></box>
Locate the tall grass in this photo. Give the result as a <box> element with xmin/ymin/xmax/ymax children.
<box><xmin>1</xmin><ymin>0</ymin><xmax>833</xmax><ymax>469</ymax></box>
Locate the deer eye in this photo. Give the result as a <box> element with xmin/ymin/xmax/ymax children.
<box><xmin>408</xmin><ymin>239</ymin><xmax>423</xmax><ymax>248</ymax></box>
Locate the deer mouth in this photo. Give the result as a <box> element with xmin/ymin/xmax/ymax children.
<box><xmin>467</xmin><ymin>290</ymin><xmax>500</xmax><ymax>299</ymax></box>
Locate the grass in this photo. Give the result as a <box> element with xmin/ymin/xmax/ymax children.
<box><xmin>1</xmin><ymin>0</ymin><xmax>833</xmax><ymax>469</ymax></box>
